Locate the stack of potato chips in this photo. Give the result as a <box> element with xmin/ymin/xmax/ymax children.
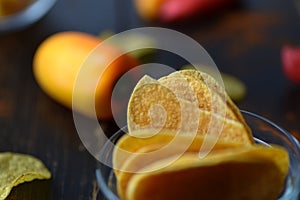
<box><xmin>113</xmin><ymin>69</ymin><xmax>289</xmax><ymax>200</ymax></box>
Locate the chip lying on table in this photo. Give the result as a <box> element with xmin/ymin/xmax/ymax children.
<box><xmin>113</xmin><ymin>69</ymin><xmax>290</xmax><ymax>200</ymax></box>
<box><xmin>0</xmin><ymin>152</ymin><xmax>51</xmax><ymax>200</ymax></box>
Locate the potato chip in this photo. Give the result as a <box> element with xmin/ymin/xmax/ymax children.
<box><xmin>116</xmin><ymin>144</ymin><xmax>164</xmax><ymax>199</ymax></box>
<box><xmin>126</xmin><ymin>145</ymin><xmax>289</xmax><ymax>200</ymax></box>
<box><xmin>113</xmin><ymin>129</ymin><xmax>249</xmax><ymax>174</ymax></box>
<box><xmin>158</xmin><ymin>73</ymin><xmax>252</xmax><ymax>144</ymax></box>
<box><xmin>176</xmin><ymin>69</ymin><xmax>253</xmax><ymax>142</ymax></box>
<box><xmin>0</xmin><ymin>152</ymin><xmax>51</xmax><ymax>200</ymax></box>
<box><xmin>177</xmin><ymin>70</ymin><xmax>250</xmax><ymax>128</ymax></box>
<box><xmin>119</xmin><ymin>69</ymin><xmax>288</xmax><ymax>200</ymax></box>
<box><xmin>127</xmin><ymin>73</ymin><xmax>253</xmax><ymax>144</ymax></box>
<box><xmin>181</xmin><ymin>65</ymin><xmax>247</xmax><ymax>102</ymax></box>
<box><xmin>127</xmin><ymin>75</ymin><xmax>181</xmax><ymax>131</ymax></box>
<box><xmin>113</xmin><ymin>130</ymin><xmax>248</xmax><ymax>199</ymax></box>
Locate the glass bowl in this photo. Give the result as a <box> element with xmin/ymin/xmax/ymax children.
<box><xmin>96</xmin><ymin>110</ymin><xmax>300</xmax><ymax>200</ymax></box>
<box><xmin>0</xmin><ymin>0</ymin><xmax>57</xmax><ymax>33</ymax></box>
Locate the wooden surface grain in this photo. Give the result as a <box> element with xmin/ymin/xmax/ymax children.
<box><xmin>0</xmin><ymin>0</ymin><xmax>299</xmax><ymax>199</ymax></box>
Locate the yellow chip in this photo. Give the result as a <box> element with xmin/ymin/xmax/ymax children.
<box><xmin>127</xmin><ymin>73</ymin><xmax>253</xmax><ymax>145</ymax></box>
<box><xmin>0</xmin><ymin>152</ymin><xmax>51</xmax><ymax>200</ymax></box>
<box><xmin>113</xmin><ymin>129</ymin><xmax>248</xmax><ymax>177</ymax></box>
<box><xmin>116</xmin><ymin>68</ymin><xmax>290</xmax><ymax>200</ymax></box>
<box><xmin>113</xmin><ymin>131</ymin><xmax>248</xmax><ymax>199</ymax></box>
<box><xmin>177</xmin><ymin>70</ymin><xmax>251</xmax><ymax>131</ymax></box>
<box><xmin>126</xmin><ymin>145</ymin><xmax>289</xmax><ymax>200</ymax></box>
<box><xmin>181</xmin><ymin>65</ymin><xmax>247</xmax><ymax>102</ymax></box>
<box><xmin>127</xmin><ymin>75</ymin><xmax>182</xmax><ymax>133</ymax></box>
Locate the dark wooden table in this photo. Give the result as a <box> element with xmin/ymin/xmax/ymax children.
<box><xmin>0</xmin><ymin>0</ymin><xmax>299</xmax><ymax>199</ymax></box>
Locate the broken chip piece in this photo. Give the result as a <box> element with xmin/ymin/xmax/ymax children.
<box><xmin>0</xmin><ymin>152</ymin><xmax>51</xmax><ymax>200</ymax></box>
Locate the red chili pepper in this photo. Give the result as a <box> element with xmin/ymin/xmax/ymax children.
<box><xmin>281</xmin><ymin>45</ymin><xmax>300</xmax><ymax>84</ymax></box>
<box><xmin>159</xmin><ymin>0</ymin><xmax>235</xmax><ymax>22</ymax></box>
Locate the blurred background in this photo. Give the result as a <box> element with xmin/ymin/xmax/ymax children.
<box><xmin>0</xmin><ymin>0</ymin><xmax>300</xmax><ymax>199</ymax></box>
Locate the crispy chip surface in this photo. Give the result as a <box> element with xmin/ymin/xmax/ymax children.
<box><xmin>177</xmin><ymin>69</ymin><xmax>252</xmax><ymax>138</ymax></box>
<box><xmin>118</xmin><ymin>69</ymin><xmax>289</xmax><ymax>200</ymax></box>
<box><xmin>113</xmin><ymin>131</ymin><xmax>248</xmax><ymax>199</ymax></box>
<box><xmin>0</xmin><ymin>152</ymin><xmax>51</xmax><ymax>200</ymax></box>
<box><xmin>126</xmin><ymin>146</ymin><xmax>289</xmax><ymax>200</ymax></box>
<box><xmin>127</xmin><ymin>71</ymin><xmax>253</xmax><ymax>144</ymax></box>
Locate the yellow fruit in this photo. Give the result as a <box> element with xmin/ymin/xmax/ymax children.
<box><xmin>33</xmin><ymin>31</ymin><xmax>139</xmax><ymax>119</ymax></box>
<box><xmin>133</xmin><ymin>0</ymin><xmax>166</xmax><ymax>21</ymax></box>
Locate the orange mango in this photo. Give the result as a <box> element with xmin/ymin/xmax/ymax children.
<box><xmin>33</xmin><ymin>31</ymin><xmax>139</xmax><ymax>119</ymax></box>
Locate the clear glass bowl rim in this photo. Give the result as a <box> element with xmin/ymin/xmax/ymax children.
<box><xmin>0</xmin><ymin>0</ymin><xmax>57</xmax><ymax>33</ymax></box>
<box><xmin>96</xmin><ymin>110</ymin><xmax>300</xmax><ymax>200</ymax></box>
